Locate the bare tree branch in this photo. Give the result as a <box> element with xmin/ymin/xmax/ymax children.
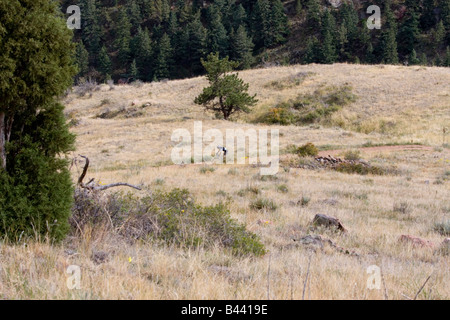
<box><xmin>413</xmin><ymin>272</ymin><xmax>434</xmax><ymax>300</ymax></box>
<box><xmin>76</xmin><ymin>155</ymin><xmax>141</xmax><ymax>191</ymax></box>
<box><xmin>90</xmin><ymin>183</ymin><xmax>142</xmax><ymax>191</ymax></box>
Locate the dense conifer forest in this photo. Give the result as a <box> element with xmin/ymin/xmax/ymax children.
<box><xmin>60</xmin><ymin>0</ymin><xmax>450</xmax><ymax>83</ymax></box>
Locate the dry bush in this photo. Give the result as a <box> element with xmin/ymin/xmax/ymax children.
<box><xmin>70</xmin><ymin>188</ymin><xmax>266</xmax><ymax>256</ymax></box>
<box><xmin>73</xmin><ymin>77</ymin><xmax>100</xmax><ymax>97</ymax></box>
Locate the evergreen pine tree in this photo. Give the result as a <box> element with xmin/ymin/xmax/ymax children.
<box><xmin>339</xmin><ymin>2</ymin><xmax>359</xmax><ymax>58</ymax></box>
<box><xmin>419</xmin><ymin>52</ymin><xmax>428</xmax><ymax>66</ymax></box>
<box><xmin>230</xmin><ymin>25</ymin><xmax>255</xmax><ymax>69</ymax></box>
<box><xmin>304</xmin><ymin>36</ymin><xmax>320</xmax><ymax>63</ymax></box>
<box><xmin>168</xmin><ymin>10</ymin><xmax>179</xmax><ymax>36</ymax></box>
<box><xmin>421</xmin><ymin>0</ymin><xmax>437</xmax><ymax>30</ymax></box>
<box><xmin>207</xmin><ymin>8</ymin><xmax>229</xmax><ymax>57</ymax></box>
<box><xmin>321</xmin><ymin>30</ymin><xmax>337</xmax><ymax>64</ymax></box>
<box><xmin>130</xmin><ymin>59</ymin><xmax>139</xmax><ymax>80</ymax></box>
<box><xmin>365</xmin><ymin>42</ymin><xmax>375</xmax><ymax>64</ymax></box>
<box><xmin>381</xmin><ymin>0</ymin><xmax>399</xmax><ymax>64</ymax></box>
<box><xmin>444</xmin><ymin>46</ymin><xmax>450</xmax><ymax>66</ymax></box>
<box><xmin>154</xmin><ymin>33</ymin><xmax>174</xmax><ymax>80</ymax></box>
<box><xmin>134</xmin><ymin>28</ymin><xmax>153</xmax><ymax>81</ymax></box>
<box><xmin>306</xmin><ymin>0</ymin><xmax>321</xmax><ymax>31</ymax></box>
<box><xmin>251</xmin><ymin>0</ymin><xmax>271</xmax><ymax>49</ymax></box>
<box><xmin>128</xmin><ymin>0</ymin><xmax>143</xmax><ymax>30</ymax></box>
<box><xmin>75</xmin><ymin>41</ymin><xmax>90</xmax><ymax>79</ymax></box>
<box><xmin>98</xmin><ymin>46</ymin><xmax>112</xmax><ymax>78</ymax></box>
<box><xmin>295</xmin><ymin>0</ymin><xmax>302</xmax><ymax>16</ymax></box>
<box><xmin>398</xmin><ymin>1</ymin><xmax>420</xmax><ymax>56</ymax></box>
<box><xmin>408</xmin><ymin>49</ymin><xmax>420</xmax><ymax>65</ymax></box>
<box><xmin>116</xmin><ymin>8</ymin><xmax>132</xmax><ymax>67</ymax></box>
<box><xmin>194</xmin><ymin>53</ymin><xmax>258</xmax><ymax>120</ymax></box>
<box><xmin>233</xmin><ymin>4</ymin><xmax>248</xmax><ymax>30</ymax></box>
<box><xmin>440</xmin><ymin>0</ymin><xmax>450</xmax><ymax>43</ymax></box>
<box><xmin>382</xmin><ymin>28</ymin><xmax>399</xmax><ymax>64</ymax></box>
<box><xmin>320</xmin><ymin>10</ymin><xmax>337</xmax><ymax>63</ymax></box>
<box><xmin>80</xmin><ymin>0</ymin><xmax>101</xmax><ymax>64</ymax></box>
<box><xmin>187</xmin><ymin>13</ymin><xmax>207</xmax><ymax>75</ymax></box>
<box><xmin>433</xmin><ymin>20</ymin><xmax>446</xmax><ymax>51</ymax></box>
<box><xmin>269</xmin><ymin>0</ymin><xmax>289</xmax><ymax>46</ymax></box>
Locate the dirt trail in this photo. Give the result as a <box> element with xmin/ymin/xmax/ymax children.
<box><xmin>318</xmin><ymin>145</ymin><xmax>434</xmax><ymax>157</ymax></box>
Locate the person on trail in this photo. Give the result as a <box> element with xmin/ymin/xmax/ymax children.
<box><xmin>217</xmin><ymin>146</ymin><xmax>227</xmax><ymax>156</ymax></box>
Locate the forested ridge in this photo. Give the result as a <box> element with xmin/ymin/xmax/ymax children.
<box><xmin>61</xmin><ymin>0</ymin><xmax>450</xmax><ymax>83</ymax></box>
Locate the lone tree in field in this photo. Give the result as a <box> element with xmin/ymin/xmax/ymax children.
<box><xmin>194</xmin><ymin>52</ymin><xmax>258</xmax><ymax>120</ymax></box>
<box><xmin>0</xmin><ymin>0</ymin><xmax>77</xmax><ymax>241</ymax></box>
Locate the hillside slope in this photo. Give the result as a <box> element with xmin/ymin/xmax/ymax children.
<box><xmin>65</xmin><ymin>63</ymin><xmax>449</xmax><ymax>168</ymax></box>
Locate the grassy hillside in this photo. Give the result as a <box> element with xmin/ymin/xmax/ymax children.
<box><xmin>1</xmin><ymin>64</ymin><xmax>449</xmax><ymax>299</ymax></box>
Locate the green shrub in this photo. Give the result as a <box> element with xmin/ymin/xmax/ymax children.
<box><xmin>335</xmin><ymin>163</ymin><xmax>386</xmax><ymax>175</ymax></box>
<box><xmin>256</xmin><ymin>86</ymin><xmax>356</xmax><ymax>126</ymax></box>
<box><xmin>238</xmin><ymin>185</ymin><xmax>260</xmax><ymax>197</ymax></box>
<box><xmin>200</xmin><ymin>166</ymin><xmax>216</xmax><ymax>174</ymax></box>
<box><xmin>277</xmin><ymin>184</ymin><xmax>289</xmax><ymax>193</ymax></box>
<box><xmin>434</xmin><ymin>220</ymin><xmax>450</xmax><ymax>236</ymax></box>
<box><xmin>250</xmin><ymin>198</ymin><xmax>278</xmax><ymax>211</ymax></box>
<box><xmin>286</xmin><ymin>142</ymin><xmax>319</xmax><ymax>157</ymax></box>
<box><xmin>393</xmin><ymin>202</ymin><xmax>411</xmax><ymax>214</ymax></box>
<box><xmin>300</xmin><ymin>195</ymin><xmax>311</xmax><ymax>206</ymax></box>
<box><xmin>71</xmin><ymin>188</ymin><xmax>266</xmax><ymax>256</ymax></box>
<box><xmin>343</xmin><ymin>150</ymin><xmax>361</xmax><ymax>161</ymax></box>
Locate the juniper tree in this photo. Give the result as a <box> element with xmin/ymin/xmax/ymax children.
<box><xmin>194</xmin><ymin>53</ymin><xmax>257</xmax><ymax>120</ymax></box>
<box><xmin>0</xmin><ymin>0</ymin><xmax>77</xmax><ymax>241</ymax></box>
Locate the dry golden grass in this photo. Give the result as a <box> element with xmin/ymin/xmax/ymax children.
<box><xmin>1</xmin><ymin>63</ymin><xmax>449</xmax><ymax>300</ymax></box>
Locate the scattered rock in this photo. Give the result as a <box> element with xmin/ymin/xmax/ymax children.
<box><xmin>314</xmin><ymin>155</ymin><xmax>371</xmax><ymax>170</ymax></box>
<box><xmin>293</xmin><ymin>234</ymin><xmax>358</xmax><ymax>256</ymax></box>
<box><xmin>91</xmin><ymin>251</ymin><xmax>109</xmax><ymax>264</ymax></box>
<box><xmin>398</xmin><ymin>235</ymin><xmax>434</xmax><ymax>248</ymax></box>
<box><xmin>312</xmin><ymin>214</ymin><xmax>347</xmax><ymax>233</ymax></box>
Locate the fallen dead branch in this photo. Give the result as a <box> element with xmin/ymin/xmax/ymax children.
<box><xmin>76</xmin><ymin>155</ymin><xmax>142</xmax><ymax>191</ymax></box>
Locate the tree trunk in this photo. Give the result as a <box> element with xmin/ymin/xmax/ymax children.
<box><xmin>0</xmin><ymin>111</ymin><xmax>6</xmax><ymax>170</ymax></box>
